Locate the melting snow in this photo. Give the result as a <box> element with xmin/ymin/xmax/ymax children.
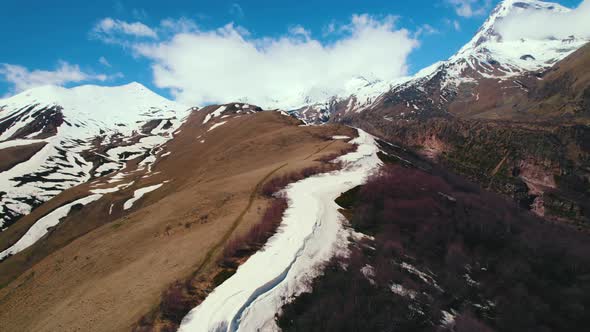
<box><xmin>331</xmin><ymin>135</ymin><xmax>350</xmax><ymax>140</ymax></box>
<box><xmin>207</xmin><ymin>121</ymin><xmax>228</xmax><ymax>132</ymax></box>
<box><xmin>360</xmin><ymin>264</ymin><xmax>376</xmax><ymax>285</ymax></box>
<box><xmin>401</xmin><ymin>262</ymin><xmax>443</xmax><ymax>291</ymax></box>
<box><xmin>90</xmin><ymin>181</ymin><xmax>134</xmax><ymax>194</ymax></box>
<box><xmin>203</xmin><ymin>105</ymin><xmax>227</xmax><ymax>124</ymax></box>
<box><xmin>0</xmin><ymin>83</ymin><xmax>188</xmax><ymax>228</ymax></box>
<box><xmin>0</xmin><ymin>194</ymin><xmax>103</xmax><ymax>260</ymax></box>
<box><xmin>178</xmin><ymin>129</ymin><xmax>381</xmax><ymax>332</ymax></box>
<box><xmin>123</xmin><ymin>183</ymin><xmax>164</xmax><ymax>210</ymax></box>
<box><xmin>441</xmin><ymin>310</ymin><xmax>456</xmax><ymax>326</ymax></box>
<box><xmin>390</xmin><ymin>283</ymin><xmax>417</xmax><ymax>299</ymax></box>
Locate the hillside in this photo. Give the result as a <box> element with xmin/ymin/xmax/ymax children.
<box><xmin>301</xmin><ymin>1</ymin><xmax>590</xmax><ymax>226</ymax></box>
<box><xmin>0</xmin><ymin>102</ymin><xmax>358</xmax><ymax>331</ymax></box>
<box><xmin>278</xmin><ymin>161</ymin><xmax>590</xmax><ymax>332</ymax></box>
<box><xmin>0</xmin><ymin>83</ymin><xmax>187</xmax><ymax>229</ymax></box>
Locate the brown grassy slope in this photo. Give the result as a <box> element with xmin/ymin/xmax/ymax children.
<box><xmin>0</xmin><ymin>142</ymin><xmax>47</xmax><ymax>172</ymax></box>
<box><xmin>0</xmin><ymin>109</ymin><xmax>355</xmax><ymax>332</ymax></box>
<box><xmin>448</xmin><ymin>42</ymin><xmax>590</xmax><ymax>123</ymax></box>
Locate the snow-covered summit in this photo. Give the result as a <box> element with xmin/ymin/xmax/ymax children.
<box><xmin>0</xmin><ymin>83</ymin><xmax>189</xmax><ymax>229</ymax></box>
<box><xmin>450</xmin><ymin>0</ymin><xmax>585</xmax><ymax>76</ymax></box>
<box><xmin>293</xmin><ymin>0</ymin><xmax>588</xmax><ymax>123</ymax></box>
<box><xmin>0</xmin><ymin>82</ymin><xmax>186</xmax><ymax>139</ymax></box>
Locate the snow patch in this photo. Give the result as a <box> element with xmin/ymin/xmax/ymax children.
<box><xmin>0</xmin><ymin>194</ymin><xmax>103</xmax><ymax>260</ymax></box>
<box><xmin>203</xmin><ymin>105</ymin><xmax>227</xmax><ymax>124</ymax></box>
<box><xmin>123</xmin><ymin>183</ymin><xmax>164</xmax><ymax>210</ymax></box>
<box><xmin>207</xmin><ymin>121</ymin><xmax>228</xmax><ymax>132</ymax></box>
<box><xmin>331</xmin><ymin>135</ymin><xmax>350</xmax><ymax>140</ymax></box>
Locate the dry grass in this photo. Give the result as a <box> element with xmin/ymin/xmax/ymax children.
<box><xmin>0</xmin><ymin>110</ymin><xmax>356</xmax><ymax>332</ymax></box>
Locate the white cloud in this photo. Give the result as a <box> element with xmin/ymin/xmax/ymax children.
<box><xmin>0</xmin><ymin>61</ymin><xmax>109</xmax><ymax>94</ymax></box>
<box><xmin>130</xmin><ymin>15</ymin><xmax>418</xmax><ymax>108</ymax></box>
<box><xmin>446</xmin><ymin>0</ymin><xmax>491</xmax><ymax>18</ymax></box>
<box><xmin>92</xmin><ymin>18</ymin><xmax>157</xmax><ymax>44</ymax></box>
<box><xmin>99</xmin><ymin>56</ymin><xmax>112</xmax><ymax>67</ymax></box>
<box><xmin>160</xmin><ymin>17</ymin><xmax>199</xmax><ymax>34</ymax></box>
<box><xmin>416</xmin><ymin>24</ymin><xmax>439</xmax><ymax>37</ymax></box>
<box><xmin>497</xmin><ymin>0</ymin><xmax>590</xmax><ymax>41</ymax></box>
<box><xmin>288</xmin><ymin>25</ymin><xmax>311</xmax><ymax>40</ymax></box>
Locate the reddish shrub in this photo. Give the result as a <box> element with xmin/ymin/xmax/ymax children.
<box><xmin>445</xmin><ymin>241</ymin><xmax>469</xmax><ymax>272</ymax></box>
<box><xmin>221</xmin><ymin>198</ymin><xmax>288</xmax><ymax>265</ymax></box>
<box><xmin>315</xmin><ymin>145</ymin><xmax>358</xmax><ymax>163</ymax></box>
<box><xmin>315</xmin><ymin>153</ymin><xmax>340</xmax><ymax>163</ymax></box>
<box><xmin>160</xmin><ymin>281</ymin><xmax>190</xmax><ymax>323</ymax></box>
<box><xmin>261</xmin><ymin>164</ymin><xmax>341</xmax><ymax>197</ymax></box>
<box><xmin>454</xmin><ymin>311</ymin><xmax>494</xmax><ymax>332</ymax></box>
<box><xmin>359</xmin><ymin>164</ymin><xmax>452</xmax><ymax>203</ymax></box>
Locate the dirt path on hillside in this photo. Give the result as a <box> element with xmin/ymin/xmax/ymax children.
<box><xmin>304</xmin><ymin>141</ymin><xmax>336</xmax><ymax>160</ymax></box>
<box><xmin>190</xmin><ymin>163</ymin><xmax>288</xmax><ymax>278</ymax></box>
<box><xmin>191</xmin><ymin>140</ymin><xmax>340</xmax><ymax>277</ymax></box>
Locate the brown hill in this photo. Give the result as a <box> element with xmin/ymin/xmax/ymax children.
<box><xmin>0</xmin><ymin>107</ymin><xmax>355</xmax><ymax>332</ymax></box>
<box><xmin>447</xmin><ymin>42</ymin><xmax>590</xmax><ymax>123</ymax></box>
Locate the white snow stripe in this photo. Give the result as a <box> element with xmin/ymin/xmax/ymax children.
<box><xmin>0</xmin><ymin>194</ymin><xmax>103</xmax><ymax>260</ymax></box>
<box><xmin>178</xmin><ymin>129</ymin><xmax>382</xmax><ymax>331</ymax></box>
<box><xmin>123</xmin><ymin>183</ymin><xmax>164</xmax><ymax>210</ymax></box>
<box><xmin>207</xmin><ymin>121</ymin><xmax>228</xmax><ymax>132</ymax></box>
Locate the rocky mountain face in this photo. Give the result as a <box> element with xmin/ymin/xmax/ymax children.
<box><xmin>350</xmin><ymin>40</ymin><xmax>590</xmax><ymax>225</ymax></box>
<box><xmin>290</xmin><ymin>0</ymin><xmax>590</xmax><ymax>225</ymax></box>
<box><xmin>0</xmin><ymin>83</ymin><xmax>188</xmax><ymax>229</ymax></box>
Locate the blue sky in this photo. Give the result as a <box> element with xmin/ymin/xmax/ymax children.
<box><xmin>0</xmin><ymin>0</ymin><xmax>583</xmax><ymax>104</ymax></box>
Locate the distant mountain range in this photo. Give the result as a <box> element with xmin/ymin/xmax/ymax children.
<box><xmin>292</xmin><ymin>0</ymin><xmax>589</xmax><ymax>124</ymax></box>
<box><xmin>0</xmin><ymin>83</ymin><xmax>188</xmax><ymax>228</ymax></box>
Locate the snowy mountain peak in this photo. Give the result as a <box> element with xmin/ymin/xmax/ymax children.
<box><xmin>0</xmin><ymin>82</ymin><xmax>189</xmax><ymax>229</ymax></box>
<box><xmin>0</xmin><ymin>83</ymin><xmax>187</xmax><ymax>139</ymax></box>
<box><xmin>460</xmin><ymin>0</ymin><xmax>569</xmax><ymax>51</ymax></box>
<box><xmin>291</xmin><ymin>0</ymin><xmax>588</xmax><ymax>123</ymax></box>
<box><xmin>449</xmin><ymin>0</ymin><xmax>584</xmax><ymax>76</ymax></box>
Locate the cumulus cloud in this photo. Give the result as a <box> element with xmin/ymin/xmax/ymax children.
<box><xmin>446</xmin><ymin>0</ymin><xmax>491</xmax><ymax>18</ymax></box>
<box><xmin>92</xmin><ymin>18</ymin><xmax>157</xmax><ymax>44</ymax></box>
<box><xmin>129</xmin><ymin>15</ymin><xmax>418</xmax><ymax>108</ymax></box>
<box><xmin>497</xmin><ymin>0</ymin><xmax>590</xmax><ymax>41</ymax></box>
<box><xmin>0</xmin><ymin>61</ymin><xmax>110</xmax><ymax>94</ymax></box>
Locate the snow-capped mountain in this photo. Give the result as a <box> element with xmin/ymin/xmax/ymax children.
<box><xmin>0</xmin><ymin>83</ymin><xmax>188</xmax><ymax>229</ymax></box>
<box><xmin>295</xmin><ymin>0</ymin><xmax>589</xmax><ymax>123</ymax></box>
<box><xmin>445</xmin><ymin>0</ymin><xmax>584</xmax><ymax>81</ymax></box>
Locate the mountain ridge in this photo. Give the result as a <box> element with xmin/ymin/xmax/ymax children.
<box><xmin>294</xmin><ymin>0</ymin><xmax>589</xmax><ymax>124</ymax></box>
<box><xmin>0</xmin><ymin>82</ymin><xmax>189</xmax><ymax>229</ymax></box>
